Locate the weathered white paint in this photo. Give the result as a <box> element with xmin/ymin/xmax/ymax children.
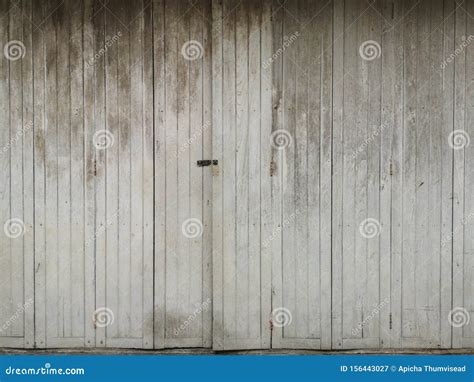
<box><xmin>0</xmin><ymin>0</ymin><xmax>473</xmax><ymax>351</ymax></box>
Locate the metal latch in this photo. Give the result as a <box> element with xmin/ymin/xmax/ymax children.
<box><xmin>197</xmin><ymin>160</ymin><xmax>218</xmax><ymax>167</ymax></box>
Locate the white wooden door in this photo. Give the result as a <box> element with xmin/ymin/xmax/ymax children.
<box><xmin>153</xmin><ymin>0</ymin><xmax>213</xmax><ymax>349</ymax></box>
<box><xmin>270</xmin><ymin>0</ymin><xmax>332</xmax><ymax>349</ymax></box>
<box><xmin>0</xmin><ymin>0</ymin><xmax>34</xmax><ymax>349</ymax></box>
<box><xmin>32</xmin><ymin>0</ymin><xmax>96</xmax><ymax>348</ymax></box>
<box><xmin>453</xmin><ymin>0</ymin><xmax>474</xmax><ymax>349</ymax></box>
<box><xmin>385</xmin><ymin>0</ymin><xmax>453</xmax><ymax>349</ymax></box>
<box><xmin>31</xmin><ymin>0</ymin><xmax>155</xmax><ymax>349</ymax></box>
<box><xmin>331</xmin><ymin>0</ymin><xmax>388</xmax><ymax>350</ymax></box>
<box><xmin>212</xmin><ymin>0</ymin><xmax>273</xmax><ymax>350</ymax></box>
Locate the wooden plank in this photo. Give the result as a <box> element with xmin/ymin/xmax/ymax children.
<box><xmin>318</xmin><ymin>0</ymin><xmax>333</xmax><ymax>350</ymax></box>
<box><xmin>56</xmin><ymin>0</ymin><xmax>73</xmax><ymax>340</ymax></box>
<box><xmin>294</xmin><ymin>0</ymin><xmax>309</xmax><ymax>342</ymax></box>
<box><xmin>153</xmin><ymin>0</ymin><xmax>166</xmax><ymax>349</ymax></box>
<box><xmin>364</xmin><ymin>0</ymin><xmax>382</xmax><ymax>344</ymax></box>
<box><xmin>188</xmin><ymin>0</ymin><xmax>205</xmax><ymax>343</ymax></box>
<box><xmin>221</xmin><ymin>0</ymin><xmax>237</xmax><ymax>344</ymax></box>
<box><xmin>280</xmin><ymin>0</ymin><xmax>297</xmax><ymax>343</ymax></box>
<box><xmin>235</xmin><ymin>0</ymin><xmax>250</xmax><ymax>341</ymax></box>
<box><xmin>380</xmin><ymin>0</ymin><xmax>404</xmax><ymax>348</ymax></box>
<box><xmin>270</xmin><ymin>0</ymin><xmax>284</xmax><ymax>349</ymax></box>
<box><xmin>142</xmin><ymin>0</ymin><xmax>155</xmax><ymax>350</ymax></box>
<box><xmin>176</xmin><ymin>0</ymin><xmax>192</xmax><ymax>341</ymax></box>
<box><xmin>43</xmin><ymin>0</ymin><xmax>59</xmax><ymax>346</ymax></box>
<box><xmin>21</xmin><ymin>0</ymin><xmax>35</xmax><ymax>348</ymax></box>
<box><xmin>92</xmin><ymin>0</ymin><xmax>107</xmax><ymax>348</ymax></box>
<box><xmin>439</xmin><ymin>0</ymin><xmax>455</xmax><ymax>350</ymax></box>
<box><xmin>331</xmin><ymin>0</ymin><xmax>344</xmax><ymax>350</ymax></box>
<box><xmin>116</xmin><ymin>0</ymin><xmax>132</xmax><ymax>340</ymax></box>
<box><xmin>9</xmin><ymin>0</ymin><xmax>25</xmax><ymax>340</ymax></box>
<box><xmin>260</xmin><ymin>0</ymin><xmax>272</xmax><ymax>350</ymax></box>
<box><xmin>201</xmin><ymin>0</ymin><xmax>213</xmax><ymax>348</ymax></box>
<box><xmin>69</xmin><ymin>0</ymin><xmax>86</xmax><ymax>341</ymax></box>
<box><xmin>248</xmin><ymin>0</ymin><xmax>262</xmax><ymax>342</ymax></box>
<box><xmin>32</xmin><ymin>0</ymin><xmax>46</xmax><ymax>349</ymax></box>
<box><xmin>130</xmin><ymin>0</ymin><xmax>144</xmax><ymax>341</ymax></box>
<box><xmin>212</xmin><ymin>0</ymin><xmax>272</xmax><ymax>350</ymax></box>
<box><xmin>453</xmin><ymin>0</ymin><xmax>474</xmax><ymax>348</ymax></box>
<box><xmin>211</xmin><ymin>0</ymin><xmax>224</xmax><ymax>350</ymax></box>
<box><xmin>163</xmin><ymin>0</ymin><xmax>179</xmax><ymax>344</ymax></box>
<box><xmin>0</xmin><ymin>0</ymin><xmax>12</xmax><ymax>343</ymax></box>
<box><xmin>83</xmin><ymin>0</ymin><xmax>96</xmax><ymax>348</ymax></box>
<box><xmin>104</xmin><ymin>0</ymin><xmax>120</xmax><ymax>344</ymax></box>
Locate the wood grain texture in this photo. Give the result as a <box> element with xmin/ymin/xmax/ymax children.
<box><xmin>154</xmin><ymin>0</ymin><xmax>213</xmax><ymax>349</ymax></box>
<box><xmin>1</xmin><ymin>0</ymin><xmax>473</xmax><ymax>351</ymax></box>
<box><xmin>453</xmin><ymin>0</ymin><xmax>474</xmax><ymax>348</ymax></box>
<box><xmin>271</xmin><ymin>0</ymin><xmax>332</xmax><ymax>350</ymax></box>
<box><xmin>212</xmin><ymin>0</ymin><xmax>272</xmax><ymax>350</ymax></box>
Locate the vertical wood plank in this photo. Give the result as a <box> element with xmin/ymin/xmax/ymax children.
<box><xmin>32</xmin><ymin>0</ymin><xmax>47</xmax><ymax>349</ymax></box>
<box><xmin>153</xmin><ymin>0</ymin><xmax>166</xmax><ymax>348</ymax></box>
<box><xmin>142</xmin><ymin>0</ymin><xmax>155</xmax><ymax>350</ymax></box>
<box><xmin>211</xmin><ymin>0</ymin><xmax>224</xmax><ymax>350</ymax></box>
<box><xmin>83</xmin><ymin>0</ymin><xmax>97</xmax><ymax>348</ymax></box>
<box><xmin>21</xmin><ymin>0</ymin><xmax>35</xmax><ymax>348</ymax></box>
